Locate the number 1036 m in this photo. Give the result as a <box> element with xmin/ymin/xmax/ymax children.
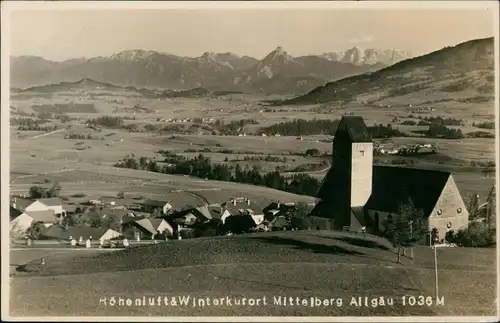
<box><xmin>401</xmin><ymin>296</ymin><xmax>445</xmax><ymax>306</ymax></box>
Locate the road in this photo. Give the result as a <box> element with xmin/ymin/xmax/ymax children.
<box><xmin>29</xmin><ymin>128</ymin><xmax>66</xmax><ymax>139</ymax></box>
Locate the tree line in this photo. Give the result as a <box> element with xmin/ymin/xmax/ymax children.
<box><xmin>87</xmin><ymin>116</ymin><xmax>124</xmax><ymax>128</ymax></box>
<box><xmin>426</xmin><ymin>123</ymin><xmax>464</xmax><ymax>139</ymax></box>
<box><xmin>472</xmin><ymin>121</ymin><xmax>495</xmax><ymax>130</ymax></box>
<box><xmin>29</xmin><ymin>183</ymin><xmax>62</xmax><ymax>199</ymax></box>
<box><xmin>258</xmin><ymin>119</ymin><xmax>407</xmax><ymax>138</ymax></box>
<box><xmin>214</xmin><ymin>118</ymin><xmax>259</xmax><ymax>135</ymax></box>
<box><xmin>114</xmin><ymin>153</ymin><xmax>321</xmax><ymax>196</ymax></box>
<box><xmin>418</xmin><ymin>116</ymin><xmax>464</xmax><ymax>126</ymax></box>
<box><xmin>259</xmin><ymin>119</ymin><xmax>341</xmax><ymax>136</ymax></box>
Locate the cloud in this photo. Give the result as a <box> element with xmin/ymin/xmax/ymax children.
<box><xmin>349</xmin><ymin>34</ymin><xmax>376</xmax><ymax>44</ymax></box>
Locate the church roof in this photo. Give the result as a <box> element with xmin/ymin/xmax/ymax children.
<box><xmin>365</xmin><ymin>166</ymin><xmax>451</xmax><ymax>216</ymax></box>
<box><xmin>337</xmin><ymin>116</ymin><xmax>372</xmax><ymax>143</ymax></box>
<box><xmin>316</xmin><ymin>167</ymin><xmax>336</xmax><ymax>199</ymax></box>
<box><xmin>316</xmin><ymin>165</ymin><xmax>452</xmax><ymax>217</ymax></box>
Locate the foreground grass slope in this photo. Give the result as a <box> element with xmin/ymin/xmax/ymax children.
<box><xmin>10</xmin><ymin>231</ymin><xmax>496</xmax><ymax>317</ymax></box>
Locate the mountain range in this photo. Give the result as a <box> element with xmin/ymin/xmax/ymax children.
<box><xmin>10</xmin><ymin>46</ymin><xmax>412</xmax><ymax>95</ymax></box>
<box><xmin>280</xmin><ymin>37</ymin><xmax>494</xmax><ymax>105</ymax></box>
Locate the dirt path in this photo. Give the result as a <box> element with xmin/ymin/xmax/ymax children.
<box><xmin>29</xmin><ymin>128</ymin><xmax>65</xmax><ymax>139</ymax></box>
<box><xmin>184</xmin><ymin>190</ymin><xmax>210</xmax><ymax>204</ymax></box>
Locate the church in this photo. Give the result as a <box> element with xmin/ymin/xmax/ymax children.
<box><xmin>309</xmin><ymin>116</ymin><xmax>470</xmax><ymax>242</ymax></box>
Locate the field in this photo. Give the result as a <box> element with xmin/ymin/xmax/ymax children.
<box><xmin>10</xmin><ymin>87</ymin><xmax>495</xmax><ymax>205</ymax></box>
<box><xmin>9</xmin><ymin>230</ymin><xmax>497</xmax><ymax>317</ymax></box>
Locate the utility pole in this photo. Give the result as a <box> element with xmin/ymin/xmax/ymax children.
<box><xmin>433</xmin><ymin>243</ymin><xmax>439</xmax><ymax>301</ymax></box>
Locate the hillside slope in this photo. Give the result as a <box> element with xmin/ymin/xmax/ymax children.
<box><xmin>12</xmin><ymin>78</ymin><xmax>228</xmax><ymax>99</ymax></box>
<box><xmin>10</xmin><ymin>230</ymin><xmax>496</xmax><ymax>316</ymax></box>
<box><xmin>281</xmin><ymin>37</ymin><xmax>494</xmax><ymax>105</ymax></box>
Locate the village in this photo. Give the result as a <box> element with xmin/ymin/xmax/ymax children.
<box><xmin>9</xmin><ymin>192</ymin><xmax>316</xmax><ymax>248</ymax></box>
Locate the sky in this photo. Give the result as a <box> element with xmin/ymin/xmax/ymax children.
<box><xmin>7</xmin><ymin>5</ymin><xmax>496</xmax><ymax>61</ymax></box>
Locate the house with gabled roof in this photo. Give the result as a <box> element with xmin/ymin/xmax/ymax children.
<box><xmin>10</xmin><ymin>209</ymin><xmax>59</xmax><ymax>236</ymax></box>
<box><xmin>164</xmin><ymin>205</ymin><xmax>213</xmax><ymax>225</ymax></box>
<box><xmin>310</xmin><ymin>116</ymin><xmax>469</xmax><ymax>241</ymax></box>
<box><xmin>139</xmin><ymin>199</ymin><xmax>173</xmax><ymax>214</ymax></box>
<box><xmin>221</xmin><ymin>197</ymin><xmax>264</xmax><ymax>224</ymax></box>
<box><xmin>19</xmin><ymin>197</ymin><xmax>67</xmax><ymax>223</ymax></box>
<box><xmin>136</xmin><ymin>218</ymin><xmax>174</xmax><ymax>236</ymax></box>
<box><xmin>11</xmin><ymin>197</ymin><xmax>34</xmax><ymax>212</ymax></box>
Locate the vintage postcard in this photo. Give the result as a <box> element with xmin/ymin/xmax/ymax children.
<box><xmin>1</xmin><ymin>1</ymin><xmax>499</xmax><ymax>321</ymax></box>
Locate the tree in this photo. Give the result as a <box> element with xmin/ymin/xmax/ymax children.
<box><xmin>305</xmin><ymin>148</ymin><xmax>320</xmax><ymax>157</ymax></box>
<box><xmin>65</xmin><ymin>213</ymin><xmax>86</xmax><ymax>227</ymax></box>
<box><xmin>468</xmin><ymin>193</ymin><xmax>480</xmax><ymax>219</ymax></box>
<box><xmin>384</xmin><ymin>198</ymin><xmax>425</xmax><ymax>263</ymax></box>
<box><xmin>485</xmin><ymin>185</ymin><xmax>496</xmax><ymax>232</ymax></box>
<box><xmin>29</xmin><ymin>186</ymin><xmax>44</xmax><ymax>199</ymax></box>
<box><xmin>289</xmin><ymin>215</ymin><xmax>311</xmax><ymax>230</ymax></box>
<box><xmin>293</xmin><ymin>202</ymin><xmax>313</xmax><ymax>218</ymax></box>
<box><xmin>27</xmin><ymin>221</ymin><xmax>46</xmax><ymax>240</ymax></box>
<box><xmin>152</xmin><ymin>207</ymin><xmax>163</xmax><ymax>217</ymax></box>
<box><xmin>445</xmin><ymin>230</ymin><xmax>455</xmax><ymax>244</ymax></box>
<box><xmin>447</xmin><ymin>221</ymin><xmax>495</xmax><ymax>247</ymax></box>
<box><xmin>46</xmin><ymin>182</ymin><xmax>62</xmax><ymax>198</ymax></box>
<box><xmin>103</xmin><ymin>216</ymin><xmax>122</xmax><ymax>232</ymax></box>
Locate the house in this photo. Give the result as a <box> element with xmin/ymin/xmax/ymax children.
<box><xmin>221</xmin><ymin>197</ymin><xmax>266</xmax><ymax>225</ymax></box>
<box><xmin>20</xmin><ymin>197</ymin><xmax>67</xmax><ymax>223</ymax></box>
<box><xmin>10</xmin><ymin>197</ymin><xmax>34</xmax><ymax>212</ymax></box>
<box><xmin>10</xmin><ymin>206</ymin><xmax>22</xmax><ymax>221</ymax></box>
<box><xmin>166</xmin><ymin>205</ymin><xmax>213</xmax><ymax>224</ymax></box>
<box><xmin>10</xmin><ymin>206</ymin><xmax>29</xmax><ymax>236</ymax></box>
<box><xmin>222</xmin><ymin>197</ymin><xmax>258</xmax><ymax>215</ymax></box>
<box><xmin>206</xmin><ymin>204</ymin><xmax>232</xmax><ymax>224</ymax></box>
<box><xmin>160</xmin><ymin>204</ymin><xmax>218</xmax><ymax>236</ymax></box>
<box><xmin>310</xmin><ymin>116</ymin><xmax>469</xmax><ymax>242</ymax></box>
<box><xmin>100</xmin><ymin>207</ymin><xmax>135</xmax><ymax>221</ymax></box>
<box><xmin>130</xmin><ymin>218</ymin><xmax>174</xmax><ymax>239</ymax></box>
<box><xmin>41</xmin><ymin>225</ymin><xmax>121</xmax><ymax>241</ymax></box>
<box><xmin>10</xmin><ymin>209</ymin><xmax>60</xmax><ymax>236</ymax></box>
<box><xmin>63</xmin><ymin>204</ymin><xmax>79</xmax><ymax>215</ymax></box>
<box><xmin>10</xmin><ymin>213</ymin><xmax>33</xmax><ymax>237</ymax></box>
<box><xmin>139</xmin><ymin>199</ymin><xmax>173</xmax><ymax>214</ymax></box>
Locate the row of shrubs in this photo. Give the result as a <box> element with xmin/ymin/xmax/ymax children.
<box><xmin>115</xmin><ymin>153</ymin><xmax>321</xmax><ymax>196</ymax></box>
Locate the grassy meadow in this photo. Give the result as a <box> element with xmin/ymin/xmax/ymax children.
<box><xmin>9</xmin><ymin>230</ymin><xmax>497</xmax><ymax>317</ymax></box>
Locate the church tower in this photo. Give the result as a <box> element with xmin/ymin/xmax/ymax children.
<box><xmin>312</xmin><ymin>116</ymin><xmax>373</xmax><ymax>229</ymax></box>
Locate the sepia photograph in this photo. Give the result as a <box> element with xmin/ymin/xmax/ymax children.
<box><xmin>1</xmin><ymin>1</ymin><xmax>499</xmax><ymax>321</ymax></box>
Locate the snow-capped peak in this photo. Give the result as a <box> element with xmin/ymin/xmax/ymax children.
<box><xmin>111</xmin><ymin>49</ymin><xmax>158</xmax><ymax>61</ymax></box>
<box><xmin>261</xmin><ymin>46</ymin><xmax>294</xmax><ymax>64</ymax></box>
<box><xmin>322</xmin><ymin>47</ymin><xmax>412</xmax><ymax>66</ymax></box>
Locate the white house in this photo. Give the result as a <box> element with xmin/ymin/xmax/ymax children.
<box><xmin>10</xmin><ymin>210</ymin><xmax>59</xmax><ymax>236</ymax></box>
<box><xmin>10</xmin><ymin>213</ymin><xmax>34</xmax><ymax>237</ymax></box>
<box><xmin>24</xmin><ymin>197</ymin><xmax>66</xmax><ymax>221</ymax></box>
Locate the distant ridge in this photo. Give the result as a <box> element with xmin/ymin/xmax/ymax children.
<box><xmin>10</xmin><ymin>45</ymin><xmax>412</xmax><ymax>95</ymax></box>
<box><xmin>12</xmin><ymin>77</ymin><xmax>242</xmax><ymax>99</ymax></box>
<box><xmin>279</xmin><ymin>37</ymin><xmax>494</xmax><ymax>105</ymax></box>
